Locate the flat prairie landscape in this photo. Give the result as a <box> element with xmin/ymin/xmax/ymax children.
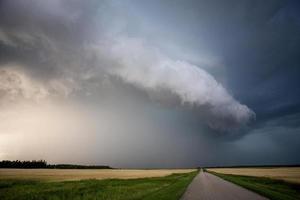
<box><xmin>0</xmin><ymin>169</ymin><xmax>198</xmax><ymax>200</ymax></box>
<box><xmin>208</xmin><ymin>167</ymin><xmax>300</xmax><ymax>184</ymax></box>
<box><xmin>0</xmin><ymin>168</ymin><xmax>195</xmax><ymax>181</ymax></box>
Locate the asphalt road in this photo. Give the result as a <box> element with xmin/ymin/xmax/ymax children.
<box><xmin>181</xmin><ymin>170</ymin><xmax>269</xmax><ymax>200</ymax></box>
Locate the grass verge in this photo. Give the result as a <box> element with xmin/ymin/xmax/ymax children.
<box><xmin>0</xmin><ymin>170</ymin><xmax>198</xmax><ymax>200</ymax></box>
<box><xmin>208</xmin><ymin>170</ymin><xmax>300</xmax><ymax>200</ymax></box>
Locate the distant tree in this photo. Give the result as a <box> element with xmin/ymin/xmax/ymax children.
<box><xmin>0</xmin><ymin>160</ymin><xmax>48</xmax><ymax>168</ymax></box>
<box><xmin>0</xmin><ymin>160</ymin><xmax>112</xmax><ymax>169</ymax></box>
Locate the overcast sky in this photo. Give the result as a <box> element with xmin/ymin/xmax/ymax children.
<box><xmin>0</xmin><ymin>0</ymin><xmax>299</xmax><ymax>168</ymax></box>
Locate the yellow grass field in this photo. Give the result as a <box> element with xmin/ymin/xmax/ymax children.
<box><xmin>0</xmin><ymin>169</ymin><xmax>195</xmax><ymax>181</ymax></box>
<box><xmin>208</xmin><ymin>167</ymin><xmax>300</xmax><ymax>184</ymax></box>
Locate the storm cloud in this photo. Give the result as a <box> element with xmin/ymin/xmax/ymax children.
<box><xmin>0</xmin><ymin>0</ymin><xmax>299</xmax><ymax>167</ymax></box>
<box><xmin>0</xmin><ymin>0</ymin><xmax>255</xmax><ymax>132</ymax></box>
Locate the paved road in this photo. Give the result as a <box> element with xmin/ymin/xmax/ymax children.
<box><xmin>181</xmin><ymin>170</ymin><xmax>268</xmax><ymax>200</ymax></box>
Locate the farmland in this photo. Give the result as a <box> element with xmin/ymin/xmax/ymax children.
<box><xmin>0</xmin><ymin>169</ymin><xmax>197</xmax><ymax>200</ymax></box>
<box><xmin>208</xmin><ymin>167</ymin><xmax>300</xmax><ymax>184</ymax></box>
<box><xmin>207</xmin><ymin>168</ymin><xmax>300</xmax><ymax>200</ymax></box>
<box><xmin>0</xmin><ymin>169</ymin><xmax>195</xmax><ymax>181</ymax></box>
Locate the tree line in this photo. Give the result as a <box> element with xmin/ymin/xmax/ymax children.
<box><xmin>0</xmin><ymin>160</ymin><xmax>48</xmax><ymax>168</ymax></box>
<box><xmin>0</xmin><ymin>160</ymin><xmax>112</xmax><ymax>169</ymax></box>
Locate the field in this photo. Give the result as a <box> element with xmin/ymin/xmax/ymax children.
<box><xmin>208</xmin><ymin>167</ymin><xmax>300</xmax><ymax>184</ymax></box>
<box><xmin>0</xmin><ymin>169</ymin><xmax>195</xmax><ymax>181</ymax></box>
<box><xmin>209</xmin><ymin>171</ymin><xmax>300</xmax><ymax>200</ymax></box>
<box><xmin>0</xmin><ymin>170</ymin><xmax>198</xmax><ymax>200</ymax></box>
<box><xmin>207</xmin><ymin>167</ymin><xmax>300</xmax><ymax>200</ymax></box>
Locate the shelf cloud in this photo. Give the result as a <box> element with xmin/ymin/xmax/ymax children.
<box><xmin>93</xmin><ymin>37</ymin><xmax>255</xmax><ymax>131</ymax></box>
<box><xmin>0</xmin><ymin>0</ymin><xmax>254</xmax><ymax>133</ymax></box>
<box><xmin>0</xmin><ymin>0</ymin><xmax>299</xmax><ymax>167</ymax></box>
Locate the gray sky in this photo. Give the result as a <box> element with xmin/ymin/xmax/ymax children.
<box><xmin>0</xmin><ymin>0</ymin><xmax>299</xmax><ymax>168</ymax></box>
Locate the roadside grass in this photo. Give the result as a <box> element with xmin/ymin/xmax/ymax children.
<box><xmin>0</xmin><ymin>171</ymin><xmax>198</xmax><ymax>200</ymax></box>
<box><xmin>208</xmin><ymin>171</ymin><xmax>300</xmax><ymax>200</ymax></box>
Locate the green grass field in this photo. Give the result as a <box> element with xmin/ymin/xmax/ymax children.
<box><xmin>0</xmin><ymin>171</ymin><xmax>198</xmax><ymax>200</ymax></box>
<box><xmin>209</xmin><ymin>171</ymin><xmax>300</xmax><ymax>200</ymax></box>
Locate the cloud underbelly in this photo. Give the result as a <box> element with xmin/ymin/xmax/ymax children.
<box><xmin>99</xmin><ymin>37</ymin><xmax>255</xmax><ymax>132</ymax></box>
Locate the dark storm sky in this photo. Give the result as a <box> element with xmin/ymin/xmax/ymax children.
<box><xmin>0</xmin><ymin>0</ymin><xmax>299</xmax><ymax>167</ymax></box>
